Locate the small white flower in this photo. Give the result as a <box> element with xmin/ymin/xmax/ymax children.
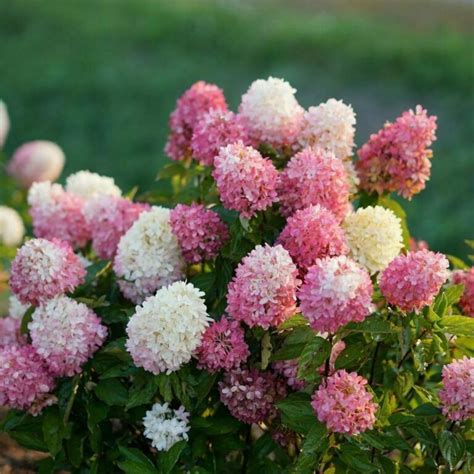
<box><xmin>0</xmin><ymin>206</ymin><xmax>24</xmax><ymax>247</ymax></box>
<box><xmin>8</xmin><ymin>294</ymin><xmax>29</xmax><ymax>320</ymax></box>
<box><xmin>66</xmin><ymin>170</ymin><xmax>122</xmax><ymax>200</ymax></box>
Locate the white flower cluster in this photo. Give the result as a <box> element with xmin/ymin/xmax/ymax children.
<box><xmin>66</xmin><ymin>170</ymin><xmax>122</xmax><ymax>200</ymax></box>
<box><xmin>8</xmin><ymin>295</ymin><xmax>29</xmax><ymax>320</ymax></box>
<box><xmin>0</xmin><ymin>100</ymin><xmax>10</xmax><ymax>148</ymax></box>
<box><xmin>143</xmin><ymin>403</ymin><xmax>190</xmax><ymax>451</ymax></box>
<box><xmin>343</xmin><ymin>206</ymin><xmax>403</xmax><ymax>274</ymax></box>
<box><xmin>126</xmin><ymin>281</ymin><xmax>211</xmax><ymax>374</ymax></box>
<box><xmin>0</xmin><ymin>206</ymin><xmax>24</xmax><ymax>247</ymax></box>
<box><xmin>113</xmin><ymin>207</ymin><xmax>185</xmax><ymax>303</ymax></box>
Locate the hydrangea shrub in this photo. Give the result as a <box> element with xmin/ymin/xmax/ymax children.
<box><xmin>0</xmin><ymin>79</ymin><xmax>473</xmax><ymax>474</ymax></box>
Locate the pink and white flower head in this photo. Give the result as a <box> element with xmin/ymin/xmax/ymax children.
<box><xmin>0</xmin><ymin>344</ymin><xmax>56</xmax><ymax>415</ymax></box>
<box><xmin>196</xmin><ymin>317</ymin><xmax>249</xmax><ymax>372</ymax></box>
<box><xmin>165</xmin><ymin>81</ymin><xmax>227</xmax><ymax>161</ymax></box>
<box><xmin>28</xmin><ymin>181</ymin><xmax>90</xmax><ymax>248</ymax></box>
<box><xmin>29</xmin><ymin>296</ymin><xmax>107</xmax><ymax>377</ymax></box>
<box><xmin>191</xmin><ymin>109</ymin><xmax>250</xmax><ymax>166</ymax></box>
<box><xmin>170</xmin><ymin>203</ymin><xmax>229</xmax><ymax>263</ymax></box>
<box><xmin>226</xmin><ymin>244</ymin><xmax>300</xmax><ymax>329</ymax></box>
<box><xmin>272</xmin><ymin>360</ymin><xmax>306</xmax><ymax>390</ymax></box>
<box><xmin>0</xmin><ymin>206</ymin><xmax>25</xmax><ymax>247</ymax></box>
<box><xmin>452</xmin><ymin>268</ymin><xmax>474</xmax><ymax>317</ymax></box>
<box><xmin>379</xmin><ymin>250</ymin><xmax>449</xmax><ymax>313</ymax></box>
<box><xmin>311</xmin><ymin>370</ymin><xmax>377</xmax><ymax>435</ymax></box>
<box><xmin>439</xmin><ymin>357</ymin><xmax>474</xmax><ymax>421</ymax></box>
<box><xmin>277</xmin><ymin>147</ymin><xmax>350</xmax><ymax>220</ymax></box>
<box><xmin>277</xmin><ymin>205</ymin><xmax>348</xmax><ymax>274</ymax></box>
<box><xmin>0</xmin><ymin>317</ymin><xmax>25</xmax><ymax>347</ymax></box>
<box><xmin>0</xmin><ymin>100</ymin><xmax>10</xmax><ymax>149</ymax></box>
<box><xmin>8</xmin><ymin>294</ymin><xmax>29</xmax><ymax>320</ymax></box>
<box><xmin>213</xmin><ymin>141</ymin><xmax>278</xmax><ymax>219</ymax></box>
<box><xmin>10</xmin><ymin>238</ymin><xmax>86</xmax><ymax>306</ymax></box>
<box><xmin>84</xmin><ymin>195</ymin><xmax>150</xmax><ymax>260</ymax></box>
<box><xmin>114</xmin><ymin>207</ymin><xmax>185</xmax><ymax>303</ymax></box>
<box><xmin>298</xmin><ymin>256</ymin><xmax>374</xmax><ymax>333</ymax></box>
<box><xmin>8</xmin><ymin>141</ymin><xmax>65</xmax><ymax>188</ymax></box>
<box><xmin>126</xmin><ymin>281</ymin><xmax>211</xmax><ymax>374</ymax></box>
<box><xmin>239</xmin><ymin>77</ymin><xmax>304</xmax><ymax>148</ymax></box>
<box><xmin>356</xmin><ymin>105</ymin><xmax>437</xmax><ymax>199</ymax></box>
<box><xmin>297</xmin><ymin>99</ymin><xmax>356</xmax><ymax>160</ymax></box>
<box><xmin>65</xmin><ymin>170</ymin><xmax>122</xmax><ymax>200</ymax></box>
<box><xmin>219</xmin><ymin>368</ymin><xmax>287</xmax><ymax>424</ymax></box>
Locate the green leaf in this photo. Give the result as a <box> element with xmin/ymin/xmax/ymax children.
<box><xmin>66</xmin><ymin>431</ymin><xmax>85</xmax><ymax>467</ymax></box>
<box><xmin>378</xmin><ymin>196</ymin><xmax>410</xmax><ymax>249</ymax></box>
<box><xmin>20</xmin><ymin>305</ymin><xmax>34</xmax><ymax>335</ymax></box>
<box><xmin>95</xmin><ymin>379</ymin><xmax>128</xmax><ymax>406</ymax></box>
<box><xmin>158</xmin><ymin>440</ymin><xmax>187</xmax><ymax>474</ymax></box>
<box><xmin>156</xmin><ymin>374</ymin><xmax>173</xmax><ymax>402</ymax></box>
<box><xmin>118</xmin><ymin>446</ymin><xmax>158</xmax><ymax>474</ymax></box>
<box><xmin>272</xmin><ymin>326</ymin><xmax>315</xmax><ymax>361</ymax></box>
<box><xmin>335</xmin><ymin>341</ymin><xmax>368</xmax><ymax>370</ymax></box>
<box><xmin>42</xmin><ymin>407</ymin><xmax>65</xmax><ymax>457</ymax></box>
<box><xmin>443</xmin><ymin>284</ymin><xmax>465</xmax><ymax>306</ymax></box>
<box><xmin>291</xmin><ymin>422</ymin><xmax>327</xmax><ymax>473</ymax></box>
<box><xmin>276</xmin><ymin>393</ymin><xmax>315</xmax><ymax>435</ymax></box>
<box><xmin>190</xmin><ymin>271</ymin><xmax>216</xmax><ymax>296</ymax></box>
<box><xmin>440</xmin><ymin>315</ymin><xmax>474</xmax><ymax>336</ymax></box>
<box><xmin>87</xmin><ymin>397</ymin><xmax>109</xmax><ymax>430</ymax></box>
<box><xmin>126</xmin><ymin>373</ymin><xmax>158</xmax><ymax>410</ymax></box>
<box><xmin>191</xmin><ymin>413</ymin><xmax>242</xmax><ymax>435</ymax></box>
<box><xmin>338</xmin><ymin>443</ymin><xmax>377</xmax><ymax>473</ymax></box>
<box><xmin>345</xmin><ymin>317</ymin><xmax>396</xmax><ymax>334</ymax></box>
<box><xmin>446</xmin><ymin>255</ymin><xmax>469</xmax><ymax>270</ymax></box>
<box><xmin>439</xmin><ymin>430</ymin><xmax>465</xmax><ymax>469</ymax></box>
<box><xmin>297</xmin><ymin>336</ymin><xmax>330</xmax><ymax>381</ymax></box>
<box><xmin>277</xmin><ymin>314</ymin><xmax>308</xmax><ymax>330</ymax></box>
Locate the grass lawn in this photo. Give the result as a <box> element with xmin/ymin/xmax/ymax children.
<box><xmin>0</xmin><ymin>0</ymin><xmax>473</xmax><ymax>257</ymax></box>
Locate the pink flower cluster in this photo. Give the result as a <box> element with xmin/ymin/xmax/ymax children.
<box><xmin>10</xmin><ymin>238</ymin><xmax>86</xmax><ymax>306</ymax></box>
<box><xmin>170</xmin><ymin>203</ymin><xmax>229</xmax><ymax>263</ymax></box>
<box><xmin>226</xmin><ymin>244</ymin><xmax>300</xmax><ymax>329</ymax></box>
<box><xmin>219</xmin><ymin>368</ymin><xmax>287</xmax><ymax>424</ymax></box>
<box><xmin>213</xmin><ymin>142</ymin><xmax>278</xmax><ymax>218</ymax></box>
<box><xmin>277</xmin><ymin>147</ymin><xmax>350</xmax><ymax>220</ymax></box>
<box><xmin>272</xmin><ymin>360</ymin><xmax>306</xmax><ymax>390</ymax></box>
<box><xmin>311</xmin><ymin>370</ymin><xmax>377</xmax><ymax>435</ymax></box>
<box><xmin>452</xmin><ymin>268</ymin><xmax>474</xmax><ymax>317</ymax></box>
<box><xmin>84</xmin><ymin>195</ymin><xmax>150</xmax><ymax>260</ymax></box>
<box><xmin>357</xmin><ymin>106</ymin><xmax>437</xmax><ymax>199</ymax></box>
<box><xmin>196</xmin><ymin>318</ymin><xmax>249</xmax><ymax>372</ymax></box>
<box><xmin>298</xmin><ymin>256</ymin><xmax>374</xmax><ymax>333</ymax></box>
<box><xmin>0</xmin><ymin>344</ymin><xmax>56</xmax><ymax>414</ymax></box>
<box><xmin>277</xmin><ymin>205</ymin><xmax>348</xmax><ymax>274</ymax></box>
<box><xmin>28</xmin><ymin>181</ymin><xmax>90</xmax><ymax>248</ymax></box>
<box><xmin>191</xmin><ymin>110</ymin><xmax>250</xmax><ymax>166</ymax></box>
<box><xmin>439</xmin><ymin>357</ymin><xmax>474</xmax><ymax>421</ymax></box>
<box><xmin>0</xmin><ymin>317</ymin><xmax>25</xmax><ymax>347</ymax></box>
<box><xmin>379</xmin><ymin>250</ymin><xmax>449</xmax><ymax>312</ymax></box>
<box><xmin>165</xmin><ymin>81</ymin><xmax>227</xmax><ymax>161</ymax></box>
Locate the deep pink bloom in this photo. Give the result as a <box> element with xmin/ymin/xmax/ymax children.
<box><xmin>170</xmin><ymin>203</ymin><xmax>229</xmax><ymax>263</ymax></box>
<box><xmin>379</xmin><ymin>250</ymin><xmax>449</xmax><ymax>312</ymax></box>
<box><xmin>356</xmin><ymin>106</ymin><xmax>437</xmax><ymax>199</ymax></box>
<box><xmin>191</xmin><ymin>110</ymin><xmax>250</xmax><ymax>166</ymax></box>
<box><xmin>278</xmin><ymin>147</ymin><xmax>350</xmax><ymax>220</ymax></box>
<box><xmin>195</xmin><ymin>318</ymin><xmax>249</xmax><ymax>372</ymax></box>
<box><xmin>0</xmin><ymin>317</ymin><xmax>25</xmax><ymax>347</ymax></box>
<box><xmin>84</xmin><ymin>195</ymin><xmax>150</xmax><ymax>260</ymax></box>
<box><xmin>439</xmin><ymin>357</ymin><xmax>474</xmax><ymax>421</ymax></box>
<box><xmin>213</xmin><ymin>141</ymin><xmax>278</xmax><ymax>218</ymax></box>
<box><xmin>165</xmin><ymin>81</ymin><xmax>227</xmax><ymax>161</ymax></box>
<box><xmin>452</xmin><ymin>268</ymin><xmax>474</xmax><ymax>317</ymax></box>
<box><xmin>226</xmin><ymin>244</ymin><xmax>300</xmax><ymax>329</ymax></box>
<box><xmin>219</xmin><ymin>368</ymin><xmax>287</xmax><ymax>424</ymax></box>
<box><xmin>311</xmin><ymin>370</ymin><xmax>377</xmax><ymax>435</ymax></box>
<box><xmin>0</xmin><ymin>344</ymin><xmax>56</xmax><ymax>415</ymax></box>
<box><xmin>298</xmin><ymin>256</ymin><xmax>374</xmax><ymax>333</ymax></box>
<box><xmin>28</xmin><ymin>181</ymin><xmax>90</xmax><ymax>248</ymax></box>
<box><xmin>277</xmin><ymin>205</ymin><xmax>348</xmax><ymax>274</ymax></box>
<box><xmin>273</xmin><ymin>360</ymin><xmax>306</xmax><ymax>390</ymax></box>
<box><xmin>10</xmin><ymin>238</ymin><xmax>86</xmax><ymax>306</ymax></box>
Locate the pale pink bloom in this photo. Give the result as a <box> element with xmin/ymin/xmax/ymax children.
<box><xmin>273</xmin><ymin>360</ymin><xmax>306</xmax><ymax>390</ymax></box>
<box><xmin>409</xmin><ymin>237</ymin><xmax>429</xmax><ymax>252</ymax></box>
<box><xmin>452</xmin><ymin>268</ymin><xmax>474</xmax><ymax>317</ymax></box>
<box><xmin>0</xmin><ymin>317</ymin><xmax>25</xmax><ymax>347</ymax></box>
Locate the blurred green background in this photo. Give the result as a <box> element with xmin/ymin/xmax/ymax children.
<box><xmin>1</xmin><ymin>0</ymin><xmax>473</xmax><ymax>257</ymax></box>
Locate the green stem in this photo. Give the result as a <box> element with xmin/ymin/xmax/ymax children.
<box><xmin>63</xmin><ymin>375</ymin><xmax>81</xmax><ymax>424</ymax></box>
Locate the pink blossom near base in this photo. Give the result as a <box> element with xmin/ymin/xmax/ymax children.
<box><xmin>311</xmin><ymin>370</ymin><xmax>377</xmax><ymax>435</ymax></box>
<box><xmin>195</xmin><ymin>318</ymin><xmax>249</xmax><ymax>372</ymax></box>
<box><xmin>165</xmin><ymin>81</ymin><xmax>228</xmax><ymax>161</ymax></box>
<box><xmin>84</xmin><ymin>195</ymin><xmax>150</xmax><ymax>260</ymax></box>
<box><xmin>219</xmin><ymin>368</ymin><xmax>287</xmax><ymax>424</ymax></box>
<box><xmin>356</xmin><ymin>105</ymin><xmax>437</xmax><ymax>199</ymax></box>
<box><xmin>226</xmin><ymin>244</ymin><xmax>300</xmax><ymax>329</ymax></box>
<box><xmin>28</xmin><ymin>181</ymin><xmax>90</xmax><ymax>248</ymax></box>
<box><xmin>277</xmin><ymin>204</ymin><xmax>348</xmax><ymax>274</ymax></box>
<box><xmin>277</xmin><ymin>147</ymin><xmax>350</xmax><ymax>220</ymax></box>
<box><xmin>452</xmin><ymin>268</ymin><xmax>474</xmax><ymax>317</ymax></box>
<box><xmin>439</xmin><ymin>357</ymin><xmax>474</xmax><ymax>421</ymax></box>
<box><xmin>272</xmin><ymin>360</ymin><xmax>306</xmax><ymax>390</ymax></box>
<box><xmin>0</xmin><ymin>344</ymin><xmax>56</xmax><ymax>415</ymax></box>
<box><xmin>10</xmin><ymin>238</ymin><xmax>86</xmax><ymax>306</ymax></box>
<box><xmin>379</xmin><ymin>249</ymin><xmax>449</xmax><ymax>313</ymax></box>
<box><xmin>0</xmin><ymin>316</ymin><xmax>25</xmax><ymax>347</ymax></box>
<box><xmin>170</xmin><ymin>203</ymin><xmax>229</xmax><ymax>263</ymax></box>
<box><xmin>212</xmin><ymin>141</ymin><xmax>278</xmax><ymax>219</ymax></box>
<box><xmin>191</xmin><ymin>110</ymin><xmax>250</xmax><ymax>166</ymax></box>
<box><xmin>298</xmin><ymin>256</ymin><xmax>374</xmax><ymax>333</ymax></box>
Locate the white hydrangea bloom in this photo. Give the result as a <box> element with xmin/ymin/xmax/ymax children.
<box><xmin>114</xmin><ymin>207</ymin><xmax>185</xmax><ymax>303</ymax></box>
<box><xmin>66</xmin><ymin>170</ymin><xmax>122</xmax><ymax>200</ymax></box>
<box><xmin>126</xmin><ymin>281</ymin><xmax>211</xmax><ymax>374</ymax></box>
<box><xmin>0</xmin><ymin>100</ymin><xmax>10</xmax><ymax>148</ymax></box>
<box><xmin>343</xmin><ymin>206</ymin><xmax>403</xmax><ymax>274</ymax></box>
<box><xmin>239</xmin><ymin>77</ymin><xmax>303</xmax><ymax>147</ymax></box>
<box><xmin>8</xmin><ymin>294</ymin><xmax>29</xmax><ymax>320</ymax></box>
<box><xmin>0</xmin><ymin>206</ymin><xmax>24</xmax><ymax>247</ymax></box>
<box><xmin>298</xmin><ymin>99</ymin><xmax>356</xmax><ymax>160</ymax></box>
<box><xmin>143</xmin><ymin>403</ymin><xmax>190</xmax><ymax>451</ymax></box>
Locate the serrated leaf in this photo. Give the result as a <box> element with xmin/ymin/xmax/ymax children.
<box><xmin>297</xmin><ymin>336</ymin><xmax>330</xmax><ymax>381</ymax></box>
<box><xmin>346</xmin><ymin>317</ymin><xmax>396</xmax><ymax>334</ymax></box>
<box><xmin>291</xmin><ymin>422</ymin><xmax>327</xmax><ymax>473</ymax></box>
<box><xmin>276</xmin><ymin>393</ymin><xmax>315</xmax><ymax>435</ymax></box>
<box><xmin>118</xmin><ymin>446</ymin><xmax>157</xmax><ymax>474</ymax></box>
<box><xmin>439</xmin><ymin>430</ymin><xmax>465</xmax><ymax>468</ymax></box>
<box><xmin>338</xmin><ymin>443</ymin><xmax>377</xmax><ymax>473</ymax></box>
<box><xmin>95</xmin><ymin>379</ymin><xmax>128</xmax><ymax>406</ymax></box>
<box><xmin>159</xmin><ymin>440</ymin><xmax>187</xmax><ymax>474</ymax></box>
<box><xmin>42</xmin><ymin>407</ymin><xmax>65</xmax><ymax>457</ymax></box>
<box><xmin>440</xmin><ymin>315</ymin><xmax>474</xmax><ymax>336</ymax></box>
<box><xmin>444</xmin><ymin>284</ymin><xmax>465</xmax><ymax>306</ymax></box>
